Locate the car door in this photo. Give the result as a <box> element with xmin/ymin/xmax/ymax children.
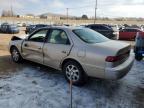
<box><xmin>119</xmin><ymin>29</ymin><xmax>129</xmax><ymax>40</ymax></box>
<box><xmin>123</xmin><ymin>29</ymin><xmax>136</xmax><ymax>40</ymax></box>
<box><xmin>21</xmin><ymin>29</ymin><xmax>49</xmax><ymax>64</ymax></box>
<box><xmin>130</xmin><ymin>29</ymin><xmax>138</xmax><ymax>40</ymax></box>
<box><xmin>43</xmin><ymin>29</ymin><xmax>73</xmax><ymax>69</ymax></box>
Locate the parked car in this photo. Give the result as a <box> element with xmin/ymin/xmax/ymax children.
<box><xmin>25</xmin><ymin>24</ymin><xmax>48</xmax><ymax>34</ymax></box>
<box><xmin>134</xmin><ymin>32</ymin><xmax>144</xmax><ymax>61</ymax></box>
<box><xmin>130</xmin><ymin>25</ymin><xmax>140</xmax><ymax>29</ymax></box>
<box><xmin>25</xmin><ymin>25</ymin><xmax>35</xmax><ymax>34</ymax></box>
<box><xmin>0</xmin><ymin>23</ymin><xmax>19</xmax><ymax>34</ymax></box>
<box><xmin>17</xmin><ymin>23</ymin><xmax>23</xmax><ymax>27</ymax></box>
<box><xmin>85</xmin><ymin>24</ymin><xmax>119</xmax><ymax>39</ymax></box>
<box><xmin>0</xmin><ymin>24</ymin><xmax>1</xmax><ymax>31</ymax></box>
<box><xmin>9</xmin><ymin>26</ymin><xmax>134</xmax><ymax>86</ymax></box>
<box><xmin>119</xmin><ymin>28</ymin><xmax>143</xmax><ymax>40</ymax></box>
<box><xmin>22</xmin><ymin>23</ymin><xmax>26</xmax><ymax>27</ymax></box>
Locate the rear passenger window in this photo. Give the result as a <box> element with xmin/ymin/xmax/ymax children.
<box><xmin>47</xmin><ymin>29</ymin><xmax>70</xmax><ymax>45</ymax></box>
<box><xmin>91</xmin><ymin>25</ymin><xmax>108</xmax><ymax>30</ymax></box>
<box><xmin>91</xmin><ymin>26</ymin><xmax>99</xmax><ymax>29</ymax></box>
<box><xmin>125</xmin><ymin>29</ymin><xmax>131</xmax><ymax>32</ymax></box>
<box><xmin>131</xmin><ymin>29</ymin><xmax>138</xmax><ymax>32</ymax></box>
<box><xmin>126</xmin><ymin>29</ymin><xmax>137</xmax><ymax>32</ymax></box>
<box><xmin>99</xmin><ymin>26</ymin><xmax>108</xmax><ymax>30</ymax></box>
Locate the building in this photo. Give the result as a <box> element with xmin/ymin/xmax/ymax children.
<box><xmin>40</xmin><ymin>12</ymin><xmax>77</xmax><ymax>20</ymax></box>
<box><xmin>19</xmin><ymin>14</ymin><xmax>35</xmax><ymax>18</ymax></box>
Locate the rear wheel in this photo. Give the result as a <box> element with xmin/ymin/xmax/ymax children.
<box><xmin>11</xmin><ymin>47</ymin><xmax>23</xmax><ymax>63</ymax></box>
<box><xmin>63</xmin><ymin>61</ymin><xmax>87</xmax><ymax>86</ymax></box>
<box><xmin>135</xmin><ymin>54</ymin><xmax>143</xmax><ymax>61</ymax></box>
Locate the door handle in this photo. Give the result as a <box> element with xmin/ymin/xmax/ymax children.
<box><xmin>24</xmin><ymin>43</ymin><xmax>28</xmax><ymax>47</ymax></box>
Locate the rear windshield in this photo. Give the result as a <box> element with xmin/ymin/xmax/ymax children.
<box><xmin>73</xmin><ymin>28</ymin><xmax>109</xmax><ymax>43</ymax></box>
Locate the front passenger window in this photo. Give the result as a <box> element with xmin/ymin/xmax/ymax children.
<box><xmin>28</xmin><ymin>30</ymin><xmax>48</xmax><ymax>42</ymax></box>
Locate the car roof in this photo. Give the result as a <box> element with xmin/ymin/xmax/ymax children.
<box><xmin>86</xmin><ymin>24</ymin><xmax>108</xmax><ymax>26</ymax></box>
<box><xmin>35</xmin><ymin>26</ymin><xmax>85</xmax><ymax>31</ymax></box>
<box><xmin>122</xmin><ymin>28</ymin><xmax>142</xmax><ymax>31</ymax></box>
<box><xmin>124</xmin><ymin>27</ymin><xmax>139</xmax><ymax>29</ymax></box>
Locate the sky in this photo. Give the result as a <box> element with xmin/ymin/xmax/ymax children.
<box><xmin>0</xmin><ymin>0</ymin><xmax>144</xmax><ymax>18</ymax></box>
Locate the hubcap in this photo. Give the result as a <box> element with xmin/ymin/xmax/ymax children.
<box><xmin>12</xmin><ymin>49</ymin><xmax>19</xmax><ymax>61</ymax></box>
<box><xmin>66</xmin><ymin>65</ymin><xmax>80</xmax><ymax>82</ymax></box>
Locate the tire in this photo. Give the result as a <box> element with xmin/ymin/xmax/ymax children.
<box><xmin>11</xmin><ymin>47</ymin><xmax>23</xmax><ymax>63</ymax></box>
<box><xmin>135</xmin><ymin>54</ymin><xmax>143</xmax><ymax>61</ymax></box>
<box><xmin>63</xmin><ymin>61</ymin><xmax>87</xmax><ymax>86</ymax></box>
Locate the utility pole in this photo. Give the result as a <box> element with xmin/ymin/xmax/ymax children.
<box><xmin>11</xmin><ymin>0</ymin><xmax>13</xmax><ymax>17</ymax></box>
<box><xmin>11</xmin><ymin>0</ymin><xmax>14</xmax><ymax>26</ymax></box>
<box><xmin>66</xmin><ymin>8</ymin><xmax>69</xmax><ymax>24</ymax></box>
<box><xmin>94</xmin><ymin>0</ymin><xmax>97</xmax><ymax>24</ymax></box>
<box><xmin>11</xmin><ymin>5</ymin><xmax>13</xmax><ymax>17</ymax></box>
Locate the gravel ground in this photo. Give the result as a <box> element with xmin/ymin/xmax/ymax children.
<box><xmin>0</xmin><ymin>50</ymin><xmax>144</xmax><ymax>108</ymax></box>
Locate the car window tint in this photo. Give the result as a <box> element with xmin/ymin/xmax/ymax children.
<box><xmin>73</xmin><ymin>28</ymin><xmax>109</xmax><ymax>43</ymax></box>
<box><xmin>91</xmin><ymin>25</ymin><xmax>99</xmax><ymax>29</ymax></box>
<box><xmin>99</xmin><ymin>25</ymin><xmax>108</xmax><ymax>30</ymax></box>
<box><xmin>48</xmin><ymin>29</ymin><xmax>70</xmax><ymax>45</ymax></box>
<box><xmin>126</xmin><ymin>29</ymin><xmax>137</xmax><ymax>32</ymax></box>
<box><xmin>91</xmin><ymin>25</ymin><xmax>109</xmax><ymax>30</ymax></box>
<box><xmin>123</xmin><ymin>29</ymin><xmax>126</xmax><ymax>32</ymax></box>
<box><xmin>129</xmin><ymin>29</ymin><xmax>133</xmax><ymax>32</ymax></box>
<box><xmin>28</xmin><ymin>29</ymin><xmax>48</xmax><ymax>42</ymax></box>
<box><xmin>131</xmin><ymin>29</ymin><xmax>138</xmax><ymax>32</ymax></box>
<box><xmin>124</xmin><ymin>29</ymin><xmax>130</xmax><ymax>32</ymax></box>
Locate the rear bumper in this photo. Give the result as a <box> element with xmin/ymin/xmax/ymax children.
<box><xmin>105</xmin><ymin>53</ymin><xmax>134</xmax><ymax>80</ymax></box>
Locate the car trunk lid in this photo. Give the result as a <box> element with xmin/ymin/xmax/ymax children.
<box><xmin>92</xmin><ymin>40</ymin><xmax>131</xmax><ymax>67</ymax></box>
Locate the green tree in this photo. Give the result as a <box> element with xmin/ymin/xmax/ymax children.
<box><xmin>82</xmin><ymin>15</ymin><xmax>88</xmax><ymax>19</ymax></box>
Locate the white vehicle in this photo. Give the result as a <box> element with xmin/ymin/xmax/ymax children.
<box><xmin>9</xmin><ymin>26</ymin><xmax>134</xmax><ymax>86</ymax></box>
<box><xmin>17</xmin><ymin>23</ymin><xmax>23</xmax><ymax>27</ymax></box>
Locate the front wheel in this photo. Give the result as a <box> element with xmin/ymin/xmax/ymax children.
<box><xmin>135</xmin><ymin>54</ymin><xmax>143</xmax><ymax>61</ymax></box>
<box><xmin>11</xmin><ymin>47</ymin><xmax>23</xmax><ymax>63</ymax></box>
<box><xmin>63</xmin><ymin>61</ymin><xmax>87</xmax><ymax>86</ymax></box>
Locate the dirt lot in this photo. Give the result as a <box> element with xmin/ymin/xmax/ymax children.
<box><xmin>0</xmin><ymin>28</ymin><xmax>144</xmax><ymax>108</ymax></box>
<box><xmin>0</xmin><ymin>27</ymin><xmax>25</xmax><ymax>50</ymax></box>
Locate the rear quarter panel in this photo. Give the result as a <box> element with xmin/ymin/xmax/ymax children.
<box><xmin>82</xmin><ymin>45</ymin><xmax>107</xmax><ymax>78</ymax></box>
<box><xmin>61</xmin><ymin>42</ymin><xmax>106</xmax><ymax>78</ymax></box>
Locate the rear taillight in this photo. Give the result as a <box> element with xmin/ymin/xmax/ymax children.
<box><xmin>105</xmin><ymin>56</ymin><xmax>120</xmax><ymax>62</ymax></box>
<box><xmin>106</xmin><ymin>50</ymin><xmax>130</xmax><ymax>62</ymax></box>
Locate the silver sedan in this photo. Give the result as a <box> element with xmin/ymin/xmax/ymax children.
<box><xmin>9</xmin><ymin>26</ymin><xmax>134</xmax><ymax>86</ymax></box>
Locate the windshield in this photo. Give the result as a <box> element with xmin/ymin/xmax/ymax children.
<box><xmin>73</xmin><ymin>28</ymin><xmax>109</xmax><ymax>43</ymax></box>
